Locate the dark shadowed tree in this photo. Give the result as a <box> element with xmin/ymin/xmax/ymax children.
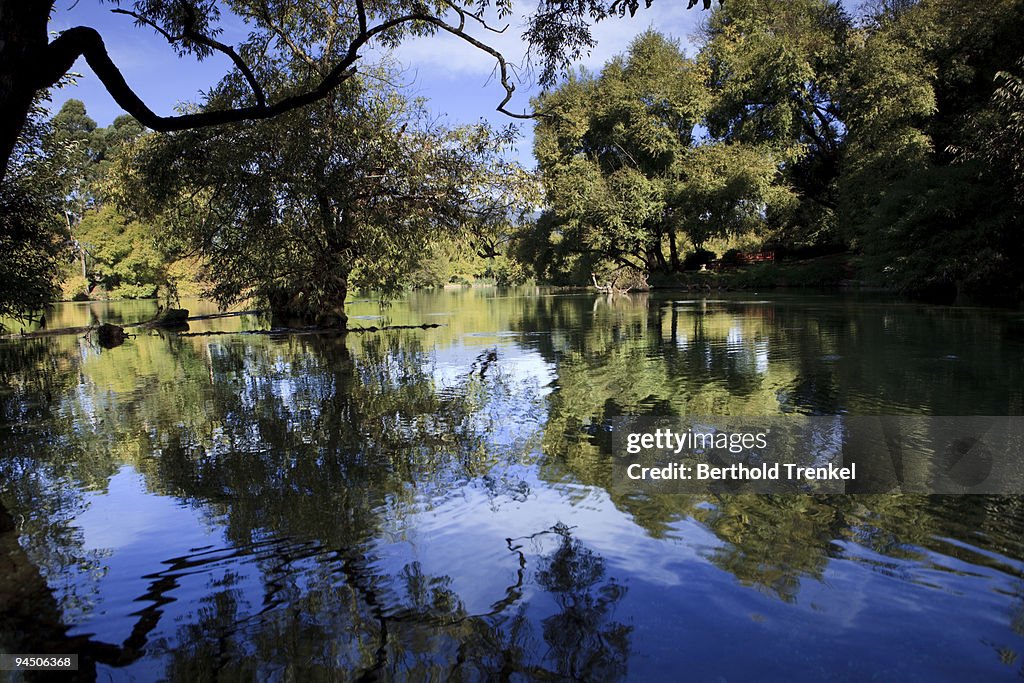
<box><xmin>837</xmin><ymin>0</ymin><xmax>1024</xmax><ymax>301</ymax></box>
<box><xmin>0</xmin><ymin>99</ymin><xmax>75</xmax><ymax>329</ymax></box>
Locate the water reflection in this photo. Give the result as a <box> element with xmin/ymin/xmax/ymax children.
<box><xmin>1</xmin><ymin>290</ymin><xmax>1024</xmax><ymax>680</ymax></box>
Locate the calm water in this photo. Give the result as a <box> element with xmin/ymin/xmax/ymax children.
<box><xmin>2</xmin><ymin>289</ymin><xmax>1024</xmax><ymax>681</ymax></box>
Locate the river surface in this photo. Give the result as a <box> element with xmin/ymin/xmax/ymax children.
<box><xmin>2</xmin><ymin>289</ymin><xmax>1024</xmax><ymax>681</ymax></box>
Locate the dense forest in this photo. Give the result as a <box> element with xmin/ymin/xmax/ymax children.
<box><xmin>2</xmin><ymin>0</ymin><xmax>1023</xmax><ymax>330</ymax></box>
<box><xmin>523</xmin><ymin>0</ymin><xmax>1024</xmax><ymax>299</ymax></box>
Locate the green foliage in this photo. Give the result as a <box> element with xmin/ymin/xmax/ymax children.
<box><xmin>856</xmin><ymin>163</ymin><xmax>1022</xmax><ymax>301</ymax></box>
<box><xmin>698</xmin><ymin>0</ymin><xmax>850</xmax><ymax>244</ymax></box>
<box><xmin>700</xmin><ymin>0</ymin><xmax>849</xmax><ymax>148</ymax></box>
<box><xmin>76</xmin><ymin>205</ymin><xmax>167</xmax><ymax>299</ymax></box>
<box><xmin>531</xmin><ymin>31</ymin><xmax>789</xmax><ymax>282</ymax></box>
<box><xmin>531</xmin><ymin>34</ymin><xmax>700</xmax><ymax>278</ymax></box>
<box><xmin>837</xmin><ymin>0</ymin><xmax>1024</xmax><ymax>300</ymax></box>
<box><xmin>60</xmin><ymin>275</ymin><xmax>91</xmax><ymax>302</ymax></box>
<box><xmin>523</xmin><ymin>0</ymin><xmax>1024</xmax><ymax>301</ymax></box>
<box><xmin>123</xmin><ymin>69</ymin><xmax>523</xmax><ymax>325</ymax></box>
<box><xmin>49</xmin><ymin>101</ymin><xmax>146</xmax><ymax>212</ymax></box>
<box><xmin>0</xmin><ymin>98</ymin><xmax>74</xmax><ymax>328</ymax></box>
<box><xmin>669</xmin><ymin>142</ymin><xmax>794</xmax><ymax>249</ymax></box>
<box><xmin>49</xmin><ymin>100</ymin><xmax>97</xmax><ymax>186</ymax></box>
<box><xmin>959</xmin><ymin>57</ymin><xmax>1024</xmax><ymax>203</ymax></box>
<box><xmin>409</xmin><ymin>235</ymin><xmax>533</xmax><ymax>288</ymax></box>
<box><xmin>33</xmin><ymin>100</ymin><xmax>157</xmax><ymax>302</ymax></box>
<box><xmin>838</xmin><ymin>28</ymin><xmax>936</xmax><ymax>240</ymax></box>
<box><xmin>727</xmin><ymin>257</ymin><xmax>846</xmax><ymax>289</ymax></box>
<box><xmin>893</xmin><ymin>0</ymin><xmax>1024</xmax><ymax>158</ymax></box>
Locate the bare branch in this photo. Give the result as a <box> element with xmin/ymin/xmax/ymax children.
<box><xmin>111</xmin><ymin>8</ymin><xmax>267</xmax><ymax>108</ymax></box>
<box><xmin>110</xmin><ymin>8</ymin><xmax>181</xmax><ymax>43</ymax></box>
<box><xmin>356</xmin><ymin>0</ymin><xmax>368</xmax><ymax>35</ymax></box>
<box><xmin>451</xmin><ymin>1</ymin><xmax>511</xmax><ymax>34</ymax></box>
<box><xmin>418</xmin><ymin>10</ymin><xmax>536</xmax><ymax>120</ymax></box>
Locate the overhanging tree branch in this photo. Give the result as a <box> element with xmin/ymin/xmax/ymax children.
<box><xmin>4</xmin><ymin>0</ymin><xmax>727</xmax><ymax>187</ymax></box>
<box><xmin>39</xmin><ymin>7</ymin><xmax>539</xmax><ymax>135</ymax></box>
<box><xmin>418</xmin><ymin>9</ymin><xmax>534</xmax><ymax>120</ymax></box>
<box><xmin>110</xmin><ymin>7</ymin><xmax>268</xmax><ymax>108</ymax></box>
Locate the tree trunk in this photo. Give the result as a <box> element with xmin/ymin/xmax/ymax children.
<box><xmin>267</xmin><ymin>275</ymin><xmax>348</xmax><ymax>330</ymax></box>
<box><xmin>647</xmin><ymin>243</ymin><xmax>667</xmax><ymax>274</ymax></box>
<box><xmin>317</xmin><ymin>275</ymin><xmax>348</xmax><ymax>329</ymax></box>
<box><xmin>667</xmin><ymin>223</ymin><xmax>681</xmax><ymax>272</ymax></box>
<box><xmin>0</xmin><ymin>1</ymin><xmax>55</xmax><ymax>184</ymax></box>
<box><xmin>0</xmin><ymin>86</ymin><xmax>35</xmax><ymax>183</ymax></box>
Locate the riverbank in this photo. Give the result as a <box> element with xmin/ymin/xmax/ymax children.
<box><xmin>646</xmin><ymin>254</ymin><xmax>860</xmax><ymax>291</ymax></box>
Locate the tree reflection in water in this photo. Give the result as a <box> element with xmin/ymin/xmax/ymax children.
<box><xmin>533</xmin><ymin>524</ymin><xmax>630</xmax><ymax>682</ymax></box>
<box><xmin>153</xmin><ymin>525</ymin><xmax>629</xmax><ymax>681</ymax></box>
<box><xmin>3</xmin><ymin>291</ymin><xmax>1024</xmax><ymax>680</ymax></box>
<box><xmin>1</xmin><ymin>329</ymin><xmax>633</xmax><ymax>680</ymax></box>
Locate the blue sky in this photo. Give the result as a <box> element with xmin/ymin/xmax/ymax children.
<box><xmin>46</xmin><ymin>1</ymin><xmax>710</xmax><ymax>167</ymax></box>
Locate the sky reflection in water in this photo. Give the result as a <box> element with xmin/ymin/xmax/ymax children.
<box><xmin>1</xmin><ymin>289</ymin><xmax>1024</xmax><ymax>681</ymax></box>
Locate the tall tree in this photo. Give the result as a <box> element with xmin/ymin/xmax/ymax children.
<box><xmin>45</xmin><ymin>100</ymin><xmax>154</xmax><ymax>300</ymax></box>
<box><xmin>533</xmin><ymin>32</ymin><xmax>706</xmax><ymax>278</ymax></box>
<box><xmin>698</xmin><ymin>0</ymin><xmax>851</xmax><ymax>244</ymax></box>
<box><xmin>837</xmin><ymin>0</ymin><xmax>1024</xmax><ymax>300</ymax></box>
<box><xmin>122</xmin><ymin>72</ymin><xmax>520</xmax><ymax>326</ymax></box>
<box><xmin>531</xmin><ymin>31</ymin><xmax>789</xmax><ymax>282</ymax></box>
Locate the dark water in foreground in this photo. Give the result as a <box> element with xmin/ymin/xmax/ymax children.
<box><xmin>2</xmin><ymin>289</ymin><xmax>1024</xmax><ymax>681</ymax></box>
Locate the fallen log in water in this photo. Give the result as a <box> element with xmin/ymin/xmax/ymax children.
<box><xmin>176</xmin><ymin>322</ymin><xmax>444</xmax><ymax>337</ymax></box>
<box><xmin>0</xmin><ymin>323</ymin><xmax>132</xmax><ymax>348</ymax></box>
<box><xmin>0</xmin><ymin>325</ymin><xmax>95</xmax><ymax>341</ymax></box>
<box><xmin>1</xmin><ymin>312</ymin><xmax>439</xmax><ymax>342</ymax></box>
<box><xmin>136</xmin><ymin>307</ymin><xmax>189</xmax><ymax>329</ymax></box>
<box><xmin>0</xmin><ymin>309</ymin><xmax>264</xmax><ymax>341</ymax></box>
<box><xmin>94</xmin><ymin>323</ymin><xmax>128</xmax><ymax>348</ymax></box>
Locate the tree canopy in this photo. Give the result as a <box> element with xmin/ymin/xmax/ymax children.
<box><xmin>521</xmin><ymin>0</ymin><xmax>1024</xmax><ymax>300</ymax></box>
<box><xmin>527</xmin><ymin>31</ymin><xmax>791</xmax><ymax>285</ymax></box>
<box><xmin>0</xmin><ymin>0</ymin><xmax>723</xmax><ymax>187</ymax></box>
<box><xmin>120</xmin><ymin>67</ymin><xmax>525</xmax><ymax>326</ymax></box>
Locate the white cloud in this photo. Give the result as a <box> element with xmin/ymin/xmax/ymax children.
<box><xmin>388</xmin><ymin>1</ymin><xmax>707</xmax><ymax>86</ymax></box>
